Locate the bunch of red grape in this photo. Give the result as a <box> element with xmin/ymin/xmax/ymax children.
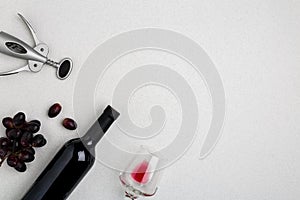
<box><xmin>0</xmin><ymin>112</ymin><xmax>46</xmax><ymax>172</ymax></box>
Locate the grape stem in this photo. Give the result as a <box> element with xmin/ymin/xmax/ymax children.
<box><xmin>0</xmin><ymin>154</ymin><xmax>9</xmax><ymax>166</ymax></box>
<box><xmin>12</xmin><ymin>140</ymin><xmax>17</xmax><ymax>153</ymax></box>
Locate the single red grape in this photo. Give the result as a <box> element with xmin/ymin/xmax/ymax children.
<box><xmin>62</xmin><ymin>118</ymin><xmax>77</xmax><ymax>130</ymax></box>
<box><xmin>14</xmin><ymin>161</ymin><xmax>26</xmax><ymax>172</ymax></box>
<box><xmin>24</xmin><ymin>122</ymin><xmax>40</xmax><ymax>133</ymax></box>
<box><xmin>7</xmin><ymin>154</ymin><xmax>18</xmax><ymax>167</ymax></box>
<box><xmin>6</xmin><ymin>129</ymin><xmax>22</xmax><ymax>139</ymax></box>
<box><xmin>20</xmin><ymin>132</ymin><xmax>33</xmax><ymax>147</ymax></box>
<box><xmin>2</xmin><ymin>117</ymin><xmax>14</xmax><ymax>129</ymax></box>
<box><xmin>31</xmin><ymin>134</ymin><xmax>47</xmax><ymax>147</ymax></box>
<box><xmin>18</xmin><ymin>151</ymin><xmax>35</xmax><ymax>163</ymax></box>
<box><xmin>48</xmin><ymin>103</ymin><xmax>62</xmax><ymax>118</ymax></box>
<box><xmin>13</xmin><ymin>112</ymin><xmax>26</xmax><ymax>127</ymax></box>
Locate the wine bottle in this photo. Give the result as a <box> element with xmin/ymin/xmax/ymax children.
<box><xmin>21</xmin><ymin>105</ymin><xmax>120</xmax><ymax>200</ymax></box>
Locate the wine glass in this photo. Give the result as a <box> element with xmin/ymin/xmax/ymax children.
<box><xmin>119</xmin><ymin>147</ymin><xmax>164</xmax><ymax>200</ymax></box>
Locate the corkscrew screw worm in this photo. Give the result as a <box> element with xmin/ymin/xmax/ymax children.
<box><xmin>73</xmin><ymin>28</ymin><xmax>226</xmax><ymax>171</ymax></box>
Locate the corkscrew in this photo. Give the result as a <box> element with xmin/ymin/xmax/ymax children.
<box><xmin>0</xmin><ymin>13</ymin><xmax>73</xmax><ymax>80</ymax></box>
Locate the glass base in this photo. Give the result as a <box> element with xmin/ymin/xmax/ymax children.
<box><xmin>124</xmin><ymin>191</ymin><xmax>139</xmax><ymax>200</ymax></box>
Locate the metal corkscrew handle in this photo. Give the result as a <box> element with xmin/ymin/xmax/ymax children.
<box><xmin>46</xmin><ymin>58</ymin><xmax>73</xmax><ymax>80</ymax></box>
<box><xmin>0</xmin><ymin>31</ymin><xmax>46</xmax><ymax>63</ymax></box>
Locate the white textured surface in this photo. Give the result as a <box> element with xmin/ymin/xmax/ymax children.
<box><xmin>0</xmin><ymin>0</ymin><xmax>299</xmax><ymax>200</ymax></box>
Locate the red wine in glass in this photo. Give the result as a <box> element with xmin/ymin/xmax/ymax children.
<box><xmin>119</xmin><ymin>147</ymin><xmax>163</xmax><ymax>200</ymax></box>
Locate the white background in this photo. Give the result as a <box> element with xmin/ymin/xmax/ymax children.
<box><xmin>0</xmin><ymin>0</ymin><xmax>300</xmax><ymax>200</ymax></box>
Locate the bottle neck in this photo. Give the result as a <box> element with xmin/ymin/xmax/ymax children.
<box><xmin>81</xmin><ymin>106</ymin><xmax>120</xmax><ymax>149</ymax></box>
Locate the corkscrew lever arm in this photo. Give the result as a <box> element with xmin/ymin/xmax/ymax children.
<box><xmin>17</xmin><ymin>13</ymin><xmax>41</xmax><ymax>46</ymax></box>
<box><xmin>0</xmin><ymin>65</ymin><xmax>30</xmax><ymax>76</ymax></box>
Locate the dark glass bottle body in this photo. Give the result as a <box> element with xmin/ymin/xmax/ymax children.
<box><xmin>21</xmin><ymin>106</ymin><xmax>119</xmax><ymax>200</ymax></box>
